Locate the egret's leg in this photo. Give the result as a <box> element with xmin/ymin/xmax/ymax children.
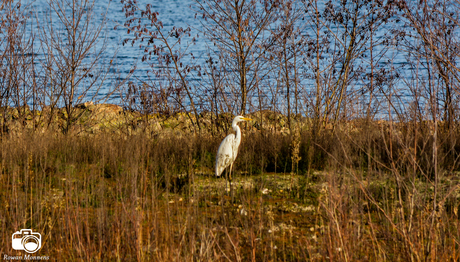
<box><xmin>225</xmin><ymin>168</ymin><xmax>230</xmax><ymax>194</ymax></box>
<box><xmin>229</xmin><ymin>162</ymin><xmax>233</xmax><ymax>181</ymax></box>
<box><xmin>229</xmin><ymin>162</ymin><xmax>234</xmax><ymax>201</ymax></box>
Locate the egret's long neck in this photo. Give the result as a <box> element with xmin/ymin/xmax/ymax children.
<box><xmin>232</xmin><ymin>121</ymin><xmax>242</xmax><ymax>146</ymax></box>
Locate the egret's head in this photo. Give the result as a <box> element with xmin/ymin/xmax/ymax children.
<box><xmin>234</xmin><ymin>115</ymin><xmax>252</xmax><ymax>123</ymax></box>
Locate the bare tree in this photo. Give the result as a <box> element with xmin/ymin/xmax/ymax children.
<box><xmin>301</xmin><ymin>0</ymin><xmax>398</xmax><ymax>129</ymax></box>
<box><xmin>0</xmin><ymin>1</ymin><xmax>39</xmax><ymax>134</ymax></box>
<box><xmin>194</xmin><ymin>0</ymin><xmax>280</xmax><ymax>115</ymax></box>
<box><xmin>268</xmin><ymin>0</ymin><xmax>305</xmax><ymax>132</ymax></box>
<box><xmin>38</xmin><ymin>0</ymin><xmax>116</xmax><ymax>133</ymax></box>
<box><xmin>399</xmin><ymin>0</ymin><xmax>460</xmax><ymax>129</ymax></box>
<box><xmin>120</xmin><ymin>0</ymin><xmax>202</xmax><ymax>131</ymax></box>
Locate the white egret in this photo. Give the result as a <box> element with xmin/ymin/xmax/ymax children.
<box><xmin>215</xmin><ymin>116</ymin><xmax>252</xmax><ymax>182</ymax></box>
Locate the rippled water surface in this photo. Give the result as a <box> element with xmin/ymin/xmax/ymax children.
<box><xmin>18</xmin><ymin>0</ymin><xmax>421</xmax><ymax>115</ymax></box>
<box><xmin>24</xmin><ymin>0</ymin><xmax>205</xmax><ymax>103</ymax></box>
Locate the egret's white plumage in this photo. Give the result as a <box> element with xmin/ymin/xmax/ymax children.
<box><xmin>215</xmin><ymin>116</ymin><xmax>252</xmax><ymax>179</ymax></box>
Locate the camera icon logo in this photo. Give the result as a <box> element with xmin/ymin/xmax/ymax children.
<box><xmin>12</xmin><ymin>229</ymin><xmax>42</xmax><ymax>253</ymax></box>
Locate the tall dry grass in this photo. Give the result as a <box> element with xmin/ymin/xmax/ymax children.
<box><xmin>0</xmin><ymin>117</ymin><xmax>459</xmax><ymax>261</ymax></box>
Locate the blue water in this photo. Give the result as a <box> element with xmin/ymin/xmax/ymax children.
<box><xmin>22</xmin><ymin>0</ymin><xmax>207</xmax><ymax>104</ymax></box>
<box><xmin>5</xmin><ymin>0</ymin><xmax>447</xmax><ymax>119</ymax></box>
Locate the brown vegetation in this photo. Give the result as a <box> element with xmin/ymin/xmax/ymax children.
<box><xmin>0</xmin><ymin>108</ymin><xmax>460</xmax><ymax>261</ymax></box>
<box><xmin>1</xmin><ymin>0</ymin><xmax>460</xmax><ymax>261</ymax></box>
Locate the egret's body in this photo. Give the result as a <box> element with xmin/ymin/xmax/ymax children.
<box><xmin>215</xmin><ymin>116</ymin><xmax>252</xmax><ymax>180</ymax></box>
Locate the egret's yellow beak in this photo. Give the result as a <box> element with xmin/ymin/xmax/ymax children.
<box><xmin>242</xmin><ymin>117</ymin><xmax>252</xmax><ymax>121</ymax></box>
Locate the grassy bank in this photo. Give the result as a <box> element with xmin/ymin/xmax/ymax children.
<box><xmin>1</xmin><ymin>106</ymin><xmax>460</xmax><ymax>261</ymax></box>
